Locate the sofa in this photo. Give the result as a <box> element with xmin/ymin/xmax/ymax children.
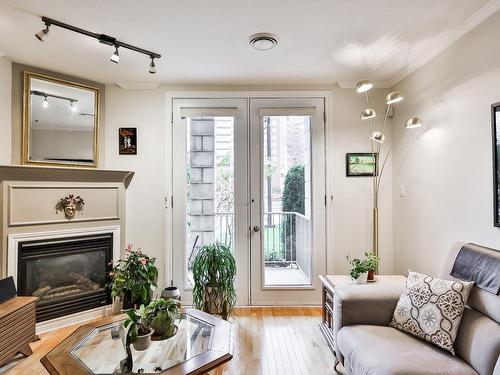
<box><xmin>333</xmin><ymin>243</ymin><xmax>500</xmax><ymax>375</ymax></box>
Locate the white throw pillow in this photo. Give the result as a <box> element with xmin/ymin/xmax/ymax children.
<box><xmin>390</xmin><ymin>271</ymin><xmax>473</xmax><ymax>355</ymax></box>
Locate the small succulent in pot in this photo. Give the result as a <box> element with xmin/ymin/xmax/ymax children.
<box><xmin>124</xmin><ymin>304</ymin><xmax>154</xmax><ymax>351</ymax></box>
<box><xmin>145</xmin><ymin>298</ymin><xmax>180</xmax><ymax>339</ymax></box>
<box><xmin>346</xmin><ymin>255</ymin><xmax>369</xmax><ymax>284</ymax></box>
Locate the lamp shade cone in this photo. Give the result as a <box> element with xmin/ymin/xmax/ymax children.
<box><xmin>356</xmin><ymin>80</ymin><xmax>373</xmax><ymax>93</ymax></box>
<box><xmin>360</xmin><ymin>108</ymin><xmax>376</xmax><ymax>120</ymax></box>
<box><xmin>405</xmin><ymin>117</ymin><xmax>423</xmax><ymax>128</ymax></box>
<box><xmin>386</xmin><ymin>91</ymin><xmax>403</xmax><ymax>104</ymax></box>
<box><xmin>370</xmin><ymin>131</ymin><xmax>385</xmax><ymax>143</ymax></box>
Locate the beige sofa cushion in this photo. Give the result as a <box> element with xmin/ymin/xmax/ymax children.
<box><xmin>337</xmin><ymin>325</ymin><xmax>477</xmax><ymax>375</ymax></box>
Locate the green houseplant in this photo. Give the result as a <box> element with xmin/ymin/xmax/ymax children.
<box><xmin>364</xmin><ymin>252</ymin><xmax>380</xmax><ymax>281</ymax></box>
<box><xmin>145</xmin><ymin>298</ymin><xmax>180</xmax><ymax>339</ymax></box>
<box><xmin>108</xmin><ymin>244</ymin><xmax>159</xmax><ymax>309</ymax></box>
<box><xmin>124</xmin><ymin>305</ymin><xmax>154</xmax><ymax>351</ymax></box>
<box><xmin>346</xmin><ymin>255</ymin><xmax>369</xmax><ymax>284</ymax></box>
<box><xmin>192</xmin><ymin>242</ymin><xmax>236</xmax><ymax>320</ymax></box>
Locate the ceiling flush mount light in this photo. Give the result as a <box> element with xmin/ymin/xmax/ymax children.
<box><xmin>370</xmin><ymin>131</ymin><xmax>385</xmax><ymax>143</ymax></box>
<box><xmin>405</xmin><ymin>117</ymin><xmax>423</xmax><ymax>129</ymax></box>
<box><xmin>386</xmin><ymin>91</ymin><xmax>403</xmax><ymax>105</ymax></box>
<box><xmin>35</xmin><ymin>16</ymin><xmax>161</xmax><ymax>73</ymax></box>
<box><xmin>360</xmin><ymin>108</ymin><xmax>376</xmax><ymax>120</ymax></box>
<box><xmin>110</xmin><ymin>45</ymin><xmax>119</xmax><ymax>64</ymax></box>
<box><xmin>249</xmin><ymin>33</ymin><xmax>278</xmax><ymax>51</ymax></box>
<box><xmin>149</xmin><ymin>57</ymin><xmax>156</xmax><ymax>74</ymax></box>
<box><xmin>356</xmin><ymin>79</ymin><xmax>373</xmax><ymax>93</ymax></box>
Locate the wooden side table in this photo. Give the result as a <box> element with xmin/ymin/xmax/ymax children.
<box><xmin>0</xmin><ymin>296</ymin><xmax>39</xmax><ymax>366</ymax></box>
<box><xmin>318</xmin><ymin>275</ymin><xmax>406</xmax><ymax>356</ymax></box>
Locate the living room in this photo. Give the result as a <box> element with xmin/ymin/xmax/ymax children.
<box><xmin>0</xmin><ymin>1</ymin><xmax>499</xmax><ymax>374</ymax></box>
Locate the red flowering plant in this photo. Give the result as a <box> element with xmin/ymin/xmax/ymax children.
<box><xmin>108</xmin><ymin>244</ymin><xmax>159</xmax><ymax>309</ymax></box>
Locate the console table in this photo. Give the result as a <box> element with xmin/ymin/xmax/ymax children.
<box><xmin>318</xmin><ymin>275</ymin><xmax>406</xmax><ymax>356</ymax></box>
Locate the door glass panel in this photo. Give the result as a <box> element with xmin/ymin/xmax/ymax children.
<box><xmin>263</xmin><ymin>115</ymin><xmax>312</xmax><ymax>286</ymax></box>
<box><xmin>185</xmin><ymin>116</ymin><xmax>235</xmax><ymax>286</ymax></box>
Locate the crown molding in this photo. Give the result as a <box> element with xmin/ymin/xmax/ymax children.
<box><xmin>388</xmin><ymin>0</ymin><xmax>500</xmax><ymax>87</ymax></box>
<box><xmin>337</xmin><ymin>81</ymin><xmax>392</xmax><ymax>89</ymax></box>
<box><xmin>116</xmin><ymin>82</ymin><xmax>160</xmax><ymax>90</ymax></box>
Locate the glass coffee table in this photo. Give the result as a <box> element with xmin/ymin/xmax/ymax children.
<box><xmin>41</xmin><ymin>308</ymin><xmax>233</xmax><ymax>375</ymax></box>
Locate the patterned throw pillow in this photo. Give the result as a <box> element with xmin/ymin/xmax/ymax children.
<box><xmin>390</xmin><ymin>271</ymin><xmax>473</xmax><ymax>355</ymax></box>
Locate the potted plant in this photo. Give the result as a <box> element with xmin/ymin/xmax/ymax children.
<box><xmin>346</xmin><ymin>255</ymin><xmax>369</xmax><ymax>284</ymax></box>
<box><xmin>108</xmin><ymin>244</ymin><xmax>159</xmax><ymax>309</ymax></box>
<box><xmin>192</xmin><ymin>242</ymin><xmax>236</xmax><ymax>320</ymax></box>
<box><xmin>124</xmin><ymin>305</ymin><xmax>154</xmax><ymax>351</ymax></box>
<box><xmin>364</xmin><ymin>252</ymin><xmax>380</xmax><ymax>281</ymax></box>
<box><xmin>145</xmin><ymin>298</ymin><xmax>180</xmax><ymax>339</ymax></box>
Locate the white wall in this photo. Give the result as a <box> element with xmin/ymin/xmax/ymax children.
<box><xmin>391</xmin><ymin>11</ymin><xmax>500</xmax><ymax>276</ymax></box>
<box><xmin>104</xmin><ymin>86</ymin><xmax>167</xmax><ymax>287</ymax></box>
<box><xmin>330</xmin><ymin>87</ymin><xmax>393</xmax><ymax>275</ymax></box>
<box><xmin>0</xmin><ymin>57</ymin><xmax>11</xmax><ymax>164</ymax></box>
<box><xmin>104</xmin><ymin>85</ymin><xmax>394</xmax><ymax>290</ymax></box>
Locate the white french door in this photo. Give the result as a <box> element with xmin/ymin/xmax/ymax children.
<box><xmin>171</xmin><ymin>96</ymin><xmax>326</xmax><ymax>305</ymax></box>
<box><xmin>249</xmin><ymin>98</ymin><xmax>326</xmax><ymax>305</ymax></box>
<box><xmin>171</xmin><ymin>99</ymin><xmax>249</xmax><ymax>305</ymax></box>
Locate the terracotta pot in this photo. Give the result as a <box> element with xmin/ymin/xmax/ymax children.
<box><xmin>367</xmin><ymin>271</ymin><xmax>375</xmax><ymax>281</ymax></box>
<box><xmin>133</xmin><ymin>328</ymin><xmax>154</xmax><ymax>351</ymax></box>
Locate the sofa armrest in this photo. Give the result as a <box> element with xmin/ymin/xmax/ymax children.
<box><xmin>332</xmin><ymin>276</ymin><xmax>406</xmax><ymax>362</ymax></box>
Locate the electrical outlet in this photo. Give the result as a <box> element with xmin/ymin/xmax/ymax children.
<box><xmin>399</xmin><ymin>185</ymin><xmax>405</xmax><ymax>197</ymax></box>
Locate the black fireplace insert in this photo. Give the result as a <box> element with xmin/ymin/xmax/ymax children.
<box><xmin>17</xmin><ymin>233</ymin><xmax>113</xmax><ymax>322</ymax></box>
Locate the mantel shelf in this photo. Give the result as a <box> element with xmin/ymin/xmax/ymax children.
<box><xmin>0</xmin><ymin>165</ymin><xmax>135</xmax><ymax>188</ymax></box>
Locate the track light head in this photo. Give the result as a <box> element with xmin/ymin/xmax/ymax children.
<box><xmin>70</xmin><ymin>101</ymin><xmax>77</xmax><ymax>112</ymax></box>
<box><xmin>35</xmin><ymin>24</ymin><xmax>50</xmax><ymax>42</ymax></box>
<box><xmin>42</xmin><ymin>96</ymin><xmax>49</xmax><ymax>108</ymax></box>
<box><xmin>149</xmin><ymin>57</ymin><xmax>156</xmax><ymax>74</ymax></box>
<box><xmin>110</xmin><ymin>45</ymin><xmax>119</xmax><ymax>64</ymax></box>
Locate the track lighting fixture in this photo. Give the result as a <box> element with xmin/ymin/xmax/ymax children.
<box><xmin>35</xmin><ymin>23</ymin><xmax>50</xmax><ymax>42</ymax></box>
<box><xmin>110</xmin><ymin>45</ymin><xmax>119</xmax><ymax>64</ymax></box>
<box><xmin>70</xmin><ymin>100</ymin><xmax>77</xmax><ymax>112</ymax></box>
<box><xmin>42</xmin><ymin>96</ymin><xmax>49</xmax><ymax>108</ymax></box>
<box><xmin>149</xmin><ymin>57</ymin><xmax>156</xmax><ymax>74</ymax></box>
<box><xmin>35</xmin><ymin>16</ymin><xmax>161</xmax><ymax>73</ymax></box>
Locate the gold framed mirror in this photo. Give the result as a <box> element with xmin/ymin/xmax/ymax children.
<box><xmin>22</xmin><ymin>71</ymin><xmax>100</xmax><ymax>167</ymax></box>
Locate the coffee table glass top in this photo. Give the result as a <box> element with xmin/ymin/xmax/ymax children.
<box><xmin>70</xmin><ymin>313</ymin><xmax>214</xmax><ymax>374</ymax></box>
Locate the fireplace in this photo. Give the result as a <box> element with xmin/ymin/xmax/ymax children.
<box><xmin>17</xmin><ymin>233</ymin><xmax>113</xmax><ymax>322</ymax></box>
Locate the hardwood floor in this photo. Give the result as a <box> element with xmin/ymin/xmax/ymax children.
<box><xmin>3</xmin><ymin>307</ymin><xmax>336</xmax><ymax>375</ymax></box>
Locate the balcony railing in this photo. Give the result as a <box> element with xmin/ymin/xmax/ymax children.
<box><xmin>187</xmin><ymin>211</ymin><xmax>311</xmax><ymax>284</ymax></box>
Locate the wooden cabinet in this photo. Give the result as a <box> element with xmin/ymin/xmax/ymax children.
<box><xmin>0</xmin><ymin>296</ymin><xmax>38</xmax><ymax>366</ymax></box>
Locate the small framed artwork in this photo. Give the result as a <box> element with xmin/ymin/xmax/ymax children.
<box><xmin>492</xmin><ymin>103</ymin><xmax>500</xmax><ymax>227</ymax></box>
<box><xmin>119</xmin><ymin>128</ymin><xmax>137</xmax><ymax>155</ymax></box>
<box><xmin>346</xmin><ymin>153</ymin><xmax>378</xmax><ymax>177</ymax></box>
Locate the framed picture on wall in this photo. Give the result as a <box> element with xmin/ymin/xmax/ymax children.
<box><xmin>119</xmin><ymin>128</ymin><xmax>137</xmax><ymax>155</ymax></box>
<box><xmin>346</xmin><ymin>153</ymin><xmax>378</xmax><ymax>177</ymax></box>
<box><xmin>492</xmin><ymin>103</ymin><xmax>500</xmax><ymax>227</ymax></box>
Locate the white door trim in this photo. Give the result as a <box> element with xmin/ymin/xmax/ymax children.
<box><xmin>165</xmin><ymin>90</ymin><xmax>334</xmax><ymax>306</ymax></box>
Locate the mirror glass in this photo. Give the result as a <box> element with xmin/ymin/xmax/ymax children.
<box><xmin>24</xmin><ymin>73</ymin><xmax>99</xmax><ymax>167</ymax></box>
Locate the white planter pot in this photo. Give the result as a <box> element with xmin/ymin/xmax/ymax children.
<box><xmin>353</xmin><ymin>272</ymin><xmax>368</xmax><ymax>284</ymax></box>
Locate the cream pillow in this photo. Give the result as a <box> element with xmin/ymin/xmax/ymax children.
<box><xmin>390</xmin><ymin>271</ymin><xmax>473</xmax><ymax>355</ymax></box>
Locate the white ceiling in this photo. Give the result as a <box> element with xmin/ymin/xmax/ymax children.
<box><xmin>0</xmin><ymin>0</ymin><xmax>498</xmax><ymax>86</ymax></box>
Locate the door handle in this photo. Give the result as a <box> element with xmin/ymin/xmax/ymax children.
<box><xmin>252</xmin><ymin>225</ymin><xmax>261</xmax><ymax>232</ymax></box>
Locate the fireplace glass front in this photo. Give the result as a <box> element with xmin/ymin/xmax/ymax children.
<box><xmin>17</xmin><ymin>234</ymin><xmax>112</xmax><ymax>322</ymax></box>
